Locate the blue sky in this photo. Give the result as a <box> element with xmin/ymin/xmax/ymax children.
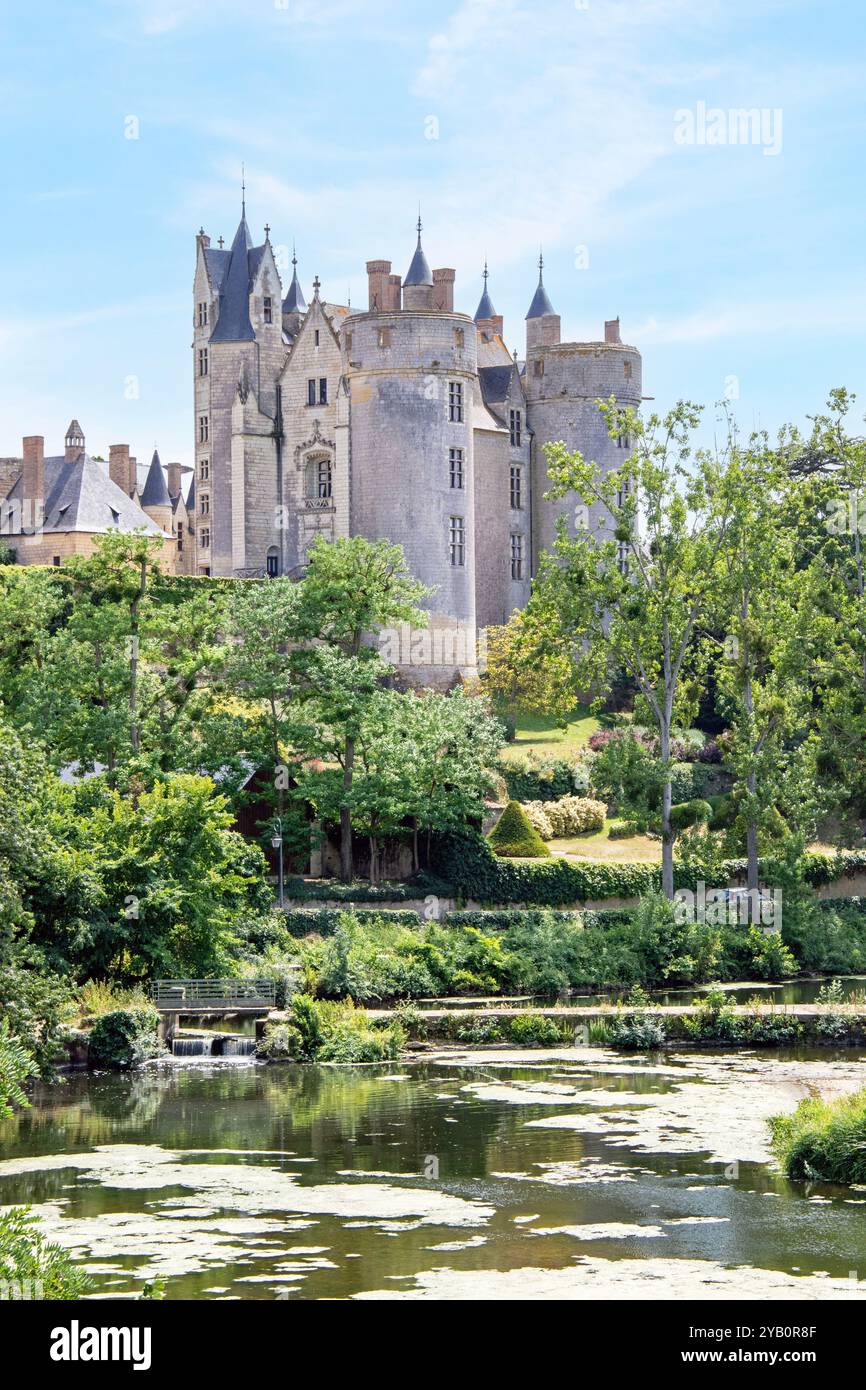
<box><xmin>1</xmin><ymin>0</ymin><xmax>863</xmax><ymax>465</ymax></box>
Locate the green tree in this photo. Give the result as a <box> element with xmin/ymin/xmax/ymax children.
<box><xmin>533</xmin><ymin>400</ymin><xmax>734</xmax><ymax>897</ymax></box>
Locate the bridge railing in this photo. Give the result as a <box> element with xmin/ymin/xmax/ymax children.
<box><xmin>152</xmin><ymin>979</ymin><xmax>276</xmax><ymax>1010</ymax></box>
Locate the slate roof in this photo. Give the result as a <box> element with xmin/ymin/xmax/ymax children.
<box><xmin>204</xmin><ymin>247</ymin><xmax>230</xmax><ymax>294</ymax></box>
<box><xmin>404</xmin><ymin>219</ymin><xmax>433</xmax><ymax>287</ymax></box>
<box><xmin>2</xmin><ymin>455</ymin><xmax>163</xmax><ymax>535</ymax></box>
<box><xmin>478</xmin><ymin>365</ymin><xmax>514</xmax><ymax>405</ymax></box>
<box><xmin>140</xmin><ymin>449</ymin><xmax>171</xmax><ymax>507</ymax></box>
<box><xmin>526</xmin><ymin>265</ymin><xmax>555</xmax><ymax>320</ymax></box>
<box><xmin>186</xmin><ymin>476</ymin><xmax>195</xmax><ymax>514</ymax></box>
<box><xmin>474</xmin><ymin>265</ymin><xmax>497</xmax><ymax>321</ymax></box>
<box><xmin>283</xmin><ymin>255</ymin><xmax>307</xmax><ymax>314</ymax></box>
<box><xmin>209</xmin><ymin>211</ymin><xmax>262</xmax><ymax>344</ymax></box>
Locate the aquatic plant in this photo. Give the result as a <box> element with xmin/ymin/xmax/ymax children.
<box><xmin>769</xmin><ymin>1086</ymin><xmax>866</xmax><ymax>1184</ymax></box>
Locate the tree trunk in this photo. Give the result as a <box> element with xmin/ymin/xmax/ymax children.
<box><xmin>660</xmin><ymin>714</ymin><xmax>674</xmax><ymax>899</ymax></box>
<box><xmin>412</xmin><ymin>817</ymin><xmax>420</xmax><ymax>874</ymax></box>
<box><xmin>340</xmin><ymin>735</ymin><xmax>355</xmax><ymax>883</ymax></box>
<box><xmin>128</xmin><ymin>558</ymin><xmax>146</xmax><ymax>754</ymax></box>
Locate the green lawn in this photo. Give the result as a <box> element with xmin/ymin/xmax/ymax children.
<box><xmin>550</xmin><ymin>820</ymin><xmax>661</xmax><ymax>863</ymax></box>
<box><xmin>500</xmin><ymin>705</ymin><xmax>601</xmax><ymax>762</ymax></box>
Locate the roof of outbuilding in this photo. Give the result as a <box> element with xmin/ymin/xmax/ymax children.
<box><xmin>2</xmin><ymin>455</ymin><xmax>164</xmax><ymax>535</ymax></box>
<box><xmin>140</xmin><ymin>449</ymin><xmax>171</xmax><ymax>507</ymax></box>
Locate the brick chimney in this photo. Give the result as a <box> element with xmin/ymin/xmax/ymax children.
<box><xmin>166</xmin><ymin>462</ymin><xmax>183</xmax><ymax>499</ymax></box>
<box><xmin>367</xmin><ymin>260</ymin><xmax>392</xmax><ymax>312</ymax></box>
<box><xmin>109</xmin><ymin>444</ymin><xmax>134</xmax><ymax>496</ymax></box>
<box><xmin>477</xmin><ymin>314</ymin><xmax>504</xmax><ymax>340</ymax></box>
<box><xmin>605</xmin><ymin>317</ymin><xmax>621</xmax><ymax>344</ymax></box>
<box><xmin>432</xmin><ymin>268</ymin><xmax>455</xmax><ymax>313</ymax></box>
<box><xmin>387</xmin><ymin>274</ymin><xmax>402</xmax><ymax>311</ymax></box>
<box><xmin>22</xmin><ymin>436</ymin><xmax>45</xmax><ymax>534</ymax></box>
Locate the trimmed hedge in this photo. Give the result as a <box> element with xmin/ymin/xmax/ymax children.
<box><xmin>433</xmin><ymin>832</ymin><xmax>866</xmax><ymax>907</ymax></box>
<box><xmin>283</xmin><ymin>873</ymin><xmax>449</xmax><ymax>903</ymax></box>
<box><xmin>280</xmin><ymin>907</ymin><xmax>421</xmax><ymax>938</ymax></box>
<box><xmin>488</xmin><ymin>802</ymin><xmax>551</xmax><ymax>858</ymax></box>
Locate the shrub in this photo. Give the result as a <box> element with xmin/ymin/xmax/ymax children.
<box><xmin>487</xmin><ymin>801</ymin><xmax>551</xmax><ymax>858</ymax></box>
<box><xmin>545</xmin><ymin>796</ymin><xmax>607</xmax><ymax>837</ymax></box>
<box><xmin>88</xmin><ymin>1007</ymin><xmax>163</xmax><ymax>1070</ymax></box>
<box><xmin>0</xmin><ymin>1207</ymin><xmax>92</xmax><ymax>1300</ymax></box>
<box><xmin>257</xmin><ymin>994</ymin><xmax>404</xmax><ymax>1064</ymax></box>
<box><xmin>508</xmin><ymin>1013</ymin><xmax>567</xmax><ymax>1047</ymax></box>
<box><xmin>451</xmin><ymin>1016</ymin><xmax>503</xmax><ymax>1044</ymax></box>
<box><xmin>608</xmin><ymin>1012</ymin><xmax>667</xmax><ymax>1049</ymax></box>
<box><xmin>522</xmin><ymin>801</ymin><xmax>555</xmax><ymax>840</ymax></box>
<box><xmin>769</xmin><ymin>1087</ymin><xmax>866</xmax><ymax>1184</ymax></box>
<box><xmin>669</xmin><ymin>800</ymin><xmax>713</xmax><ymax>835</ymax></box>
<box><xmin>498</xmin><ymin>757</ymin><xmax>575</xmax><ymax>803</ymax></box>
<box><xmin>681</xmin><ymin>986</ymin><xmax>741</xmax><ymax>1042</ymax></box>
<box><xmin>608</xmin><ymin>818</ymin><xmax>642</xmax><ymax>839</ymax></box>
<box><xmin>745</xmin><ymin>1007</ymin><xmax>803</xmax><ymax>1045</ymax></box>
<box><xmin>748</xmin><ymin>927</ymin><xmax>797</xmax><ymax>981</ymax></box>
<box><xmin>0</xmin><ymin>962</ymin><xmax>72</xmax><ymax>1082</ymax></box>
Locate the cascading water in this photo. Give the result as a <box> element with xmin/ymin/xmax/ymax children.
<box><xmin>172</xmin><ymin>1036</ymin><xmax>214</xmax><ymax>1057</ymax></box>
<box><xmin>222</xmin><ymin>1037</ymin><xmax>256</xmax><ymax>1057</ymax></box>
<box><xmin>171</xmin><ymin>1034</ymin><xmax>256</xmax><ymax>1059</ymax></box>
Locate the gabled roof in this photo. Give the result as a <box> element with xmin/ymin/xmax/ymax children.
<box><xmin>2</xmin><ymin>456</ymin><xmax>163</xmax><ymax>536</ymax></box>
<box><xmin>404</xmin><ymin>217</ymin><xmax>433</xmax><ymax>287</ymax></box>
<box><xmin>209</xmin><ymin>210</ymin><xmax>260</xmax><ymax>344</ymax></box>
<box><xmin>526</xmin><ymin>254</ymin><xmax>556</xmax><ymax>319</ymax></box>
<box><xmin>140</xmin><ymin>449</ymin><xmax>171</xmax><ymax>507</ymax></box>
<box><xmin>204</xmin><ymin>246</ymin><xmax>230</xmax><ymax>294</ymax></box>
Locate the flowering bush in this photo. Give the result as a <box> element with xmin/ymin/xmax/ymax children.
<box><xmin>545</xmin><ymin>796</ymin><xmax>607</xmax><ymax>837</ymax></box>
<box><xmin>522</xmin><ymin>801</ymin><xmax>555</xmax><ymax>840</ymax></box>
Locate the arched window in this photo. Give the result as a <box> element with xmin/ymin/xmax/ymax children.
<box><xmin>304</xmin><ymin>453</ymin><xmax>332</xmax><ymax>501</ymax></box>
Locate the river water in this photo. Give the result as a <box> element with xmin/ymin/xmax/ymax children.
<box><xmin>2</xmin><ymin>1047</ymin><xmax>866</xmax><ymax>1301</ymax></box>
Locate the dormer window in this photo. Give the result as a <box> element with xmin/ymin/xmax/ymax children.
<box><xmin>197</xmin><ymin>302</ymin><xmax>208</xmax><ymax>327</ymax></box>
<box><xmin>198</xmin><ymin>348</ymin><xmax>208</xmax><ymax>376</ymax></box>
<box><xmin>319</xmin><ymin>378</ymin><xmax>328</xmax><ymax>405</ymax></box>
<box><xmin>307</xmin><ymin>379</ymin><xmax>316</xmax><ymax>406</ymax></box>
<box><xmin>264</xmin><ymin>296</ymin><xmax>273</xmax><ymax>324</ymax></box>
<box><xmin>509</xmin><ymin>409</ymin><xmax>522</xmax><ymax>447</ymax></box>
<box><xmin>109</xmin><ymin>507</ymin><xmax>120</xmax><ymax>524</ymax></box>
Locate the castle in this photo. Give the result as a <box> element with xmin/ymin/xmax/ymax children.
<box><xmin>192</xmin><ymin>204</ymin><xmax>642</xmax><ymax>670</ymax></box>
<box><xmin>0</xmin><ymin>203</ymin><xmax>643</xmax><ymax>673</ymax></box>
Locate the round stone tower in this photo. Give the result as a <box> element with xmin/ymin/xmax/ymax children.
<box><xmin>522</xmin><ymin>259</ymin><xmax>642</xmax><ymax>562</ymax></box>
<box><xmin>343</xmin><ymin>226</ymin><xmax>478</xmax><ymax>681</ymax></box>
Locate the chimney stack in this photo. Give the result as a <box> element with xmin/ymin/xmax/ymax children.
<box><xmin>22</xmin><ymin>436</ymin><xmax>45</xmax><ymax>534</ymax></box>
<box><xmin>109</xmin><ymin>444</ymin><xmax>135</xmax><ymax>496</ymax></box>
<box><xmin>605</xmin><ymin>317</ymin><xmax>621</xmax><ymax>344</ymax></box>
<box><xmin>432</xmin><ymin>268</ymin><xmax>455</xmax><ymax>313</ymax></box>
<box><xmin>367</xmin><ymin>260</ymin><xmax>392</xmax><ymax>312</ymax></box>
<box><xmin>166</xmin><ymin>462</ymin><xmax>183</xmax><ymax>499</ymax></box>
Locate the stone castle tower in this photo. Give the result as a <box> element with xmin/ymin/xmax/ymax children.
<box><xmin>192</xmin><ymin>206</ymin><xmax>642</xmax><ymax>675</ymax></box>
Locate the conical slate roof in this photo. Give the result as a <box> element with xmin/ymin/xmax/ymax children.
<box><xmin>186</xmin><ymin>476</ymin><xmax>196</xmax><ymax>514</ymax></box>
<box><xmin>474</xmin><ymin>263</ymin><xmax>496</xmax><ymax>321</ymax></box>
<box><xmin>283</xmin><ymin>248</ymin><xmax>307</xmax><ymax>314</ymax></box>
<box><xmin>210</xmin><ymin>209</ymin><xmax>257</xmax><ymax>343</ymax></box>
<box><xmin>404</xmin><ymin>216</ymin><xmax>433</xmax><ymax>287</ymax></box>
<box><xmin>526</xmin><ymin>253</ymin><xmax>555</xmax><ymax>320</ymax></box>
<box><xmin>140</xmin><ymin>449</ymin><xmax>171</xmax><ymax>508</ymax></box>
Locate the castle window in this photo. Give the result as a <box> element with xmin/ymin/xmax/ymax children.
<box><xmin>200</xmin><ymin>527</ymin><xmax>210</xmax><ymax>550</ymax></box>
<box><xmin>510</xmin><ymin>464</ymin><xmax>523</xmax><ymax>510</ymax></box>
<box><xmin>534</xmin><ymin>358</ymin><xmax>544</xmax><ymax>377</ymax></box>
<box><xmin>624</xmin><ymin>359</ymin><xmax>633</xmax><ymax>380</ymax></box>
<box><xmin>197</xmin><ymin>302</ymin><xmax>208</xmax><ymax>327</ymax></box>
<box><xmin>509</xmin><ymin>409</ymin><xmax>522</xmax><ymax>447</ymax></box>
<box><xmin>266</xmin><ymin>547</ymin><xmax>280</xmax><ymax>578</ymax></box>
<box><xmin>177</xmin><ymin>523</ymin><xmax>184</xmax><ymax>552</ymax></box>
<box><xmin>449</xmin><ymin>381</ymin><xmax>464</xmax><ymax>422</ymax></box>
<box><xmin>510</xmin><ymin>532</ymin><xmax>525</xmax><ymax>581</ymax></box>
<box><xmin>449</xmin><ymin>515</ymin><xmax>465</xmax><ymax>567</ymax></box>
<box><xmin>305</xmin><ymin>454</ymin><xmax>332</xmax><ymax>501</ymax></box>
<box><xmin>315</xmin><ymin>329</ymin><xmax>320</xmax><ymax>347</ymax></box>
<box><xmin>454</xmin><ymin>328</ymin><xmax>464</xmax><ymax>349</ymax></box>
<box><xmin>345</xmin><ymin>332</ymin><xmax>353</xmax><ymax>354</ymax></box>
<box><xmin>264</xmin><ymin>296</ymin><xmax>273</xmax><ymax>324</ymax></box>
<box><xmin>378</xmin><ymin>327</ymin><xmax>391</xmax><ymax>349</ymax></box>
<box><xmin>449</xmin><ymin>447</ymin><xmax>464</xmax><ymax>489</ymax></box>
<box><xmin>53</xmin><ymin>555</ymin><xmax>61</xmax><ymax>567</ymax></box>
<box><xmin>200</xmin><ymin>494</ymin><xmax>210</xmax><ymax>515</ymax></box>
<box><xmin>617</xmin><ymin>430</ymin><xmax>631</xmax><ymax>449</ymax></box>
<box><xmin>319</xmin><ymin>378</ymin><xmax>328</xmax><ymax>405</ymax></box>
<box><xmin>199</xmin><ymin>415</ymin><xmax>209</xmax><ymax>443</ymax></box>
<box><xmin>307</xmin><ymin>379</ymin><xmax>316</xmax><ymax>406</ymax></box>
<box><xmin>198</xmin><ymin>348</ymin><xmax>208</xmax><ymax>376</ymax></box>
<box><xmin>199</xmin><ymin>458</ymin><xmax>209</xmax><ymax>481</ymax></box>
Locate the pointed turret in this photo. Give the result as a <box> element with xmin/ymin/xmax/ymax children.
<box><xmin>282</xmin><ymin>245</ymin><xmax>307</xmax><ymax>315</ymax></box>
<box><xmin>526</xmin><ymin>251</ymin><xmax>555</xmax><ymax>320</ymax></box>
<box><xmin>64</xmin><ymin>419</ymin><xmax>85</xmax><ymax>462</ymax></box>
<box><xmin>140</xmin><ymin>449</ymin><xmax>171</xmax><ymax>508</ymax></box>
<box><xmin>474</xmin><ymin>262</ymin><xmax>496</xmax><ymax>322</ymax></box>
<box><xmin>404</xmin><ymin>215</ymin><xmax>433</xmax><ymax>288</ymax></box>
<box><xmin>209</xmin><ymin>205</ymin><xmax>256</xmax><ymax>343</ymax></box>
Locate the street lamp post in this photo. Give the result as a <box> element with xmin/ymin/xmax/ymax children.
<box><xmin>271</xmin><ymin>817</ymin><xmax>284</xmax><ymax>911</ymax></box>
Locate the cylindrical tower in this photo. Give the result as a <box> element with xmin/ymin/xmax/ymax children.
<box><xmin>343</xmin><ymin>305</ymin><xmax>478</xmax><ymax>681</ymax></box>
<box><xmin>525</xmin><ymin>318</ymin><xmax>642</xmax><ymax>564</ymax></box>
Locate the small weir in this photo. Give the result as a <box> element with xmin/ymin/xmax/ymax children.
<box><xmin>171</xmin><ymin>1034</ymin><xmax>256</xmax><ymax>1059</ymax></box>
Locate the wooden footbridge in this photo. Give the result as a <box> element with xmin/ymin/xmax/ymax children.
<box><xmin>152</xmin><ymin>979</ymin><xmax>278</xmax><ymax>1041</ymax></box>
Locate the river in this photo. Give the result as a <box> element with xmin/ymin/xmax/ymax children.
<box><xmin>1</xmin><ymin>1047</ymin><xmax>866</xmax><ymax>1300</ymax></box>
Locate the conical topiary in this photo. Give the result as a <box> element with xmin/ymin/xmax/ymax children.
<box><xmin>487</xmin><ymin>800</ymin><xmax>551</xmax><ymax>858</ymax></box>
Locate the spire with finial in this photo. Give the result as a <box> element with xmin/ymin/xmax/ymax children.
<box><xmin>241</xmin><ymin>162</ymin><xmax>246</xmax><ymax>216</ymax></box>
<box><xmin>404</xmin><ymin>210</ymin><xmax>433</xmax><ymax>287</ymax></box>
<box><xmin>474</xmin><ymin>258</ymin><xmax>497</xmax><ymax>321</ymax></box>
<box><xmin>526</xmin><ymin>246</ymin><xmax>555</xmax><ymax>320</ymax></box>
<box><xmin>282</xmin><ymin>242</ymin><xmax>307</xmax><ymax>315</ymax></box>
